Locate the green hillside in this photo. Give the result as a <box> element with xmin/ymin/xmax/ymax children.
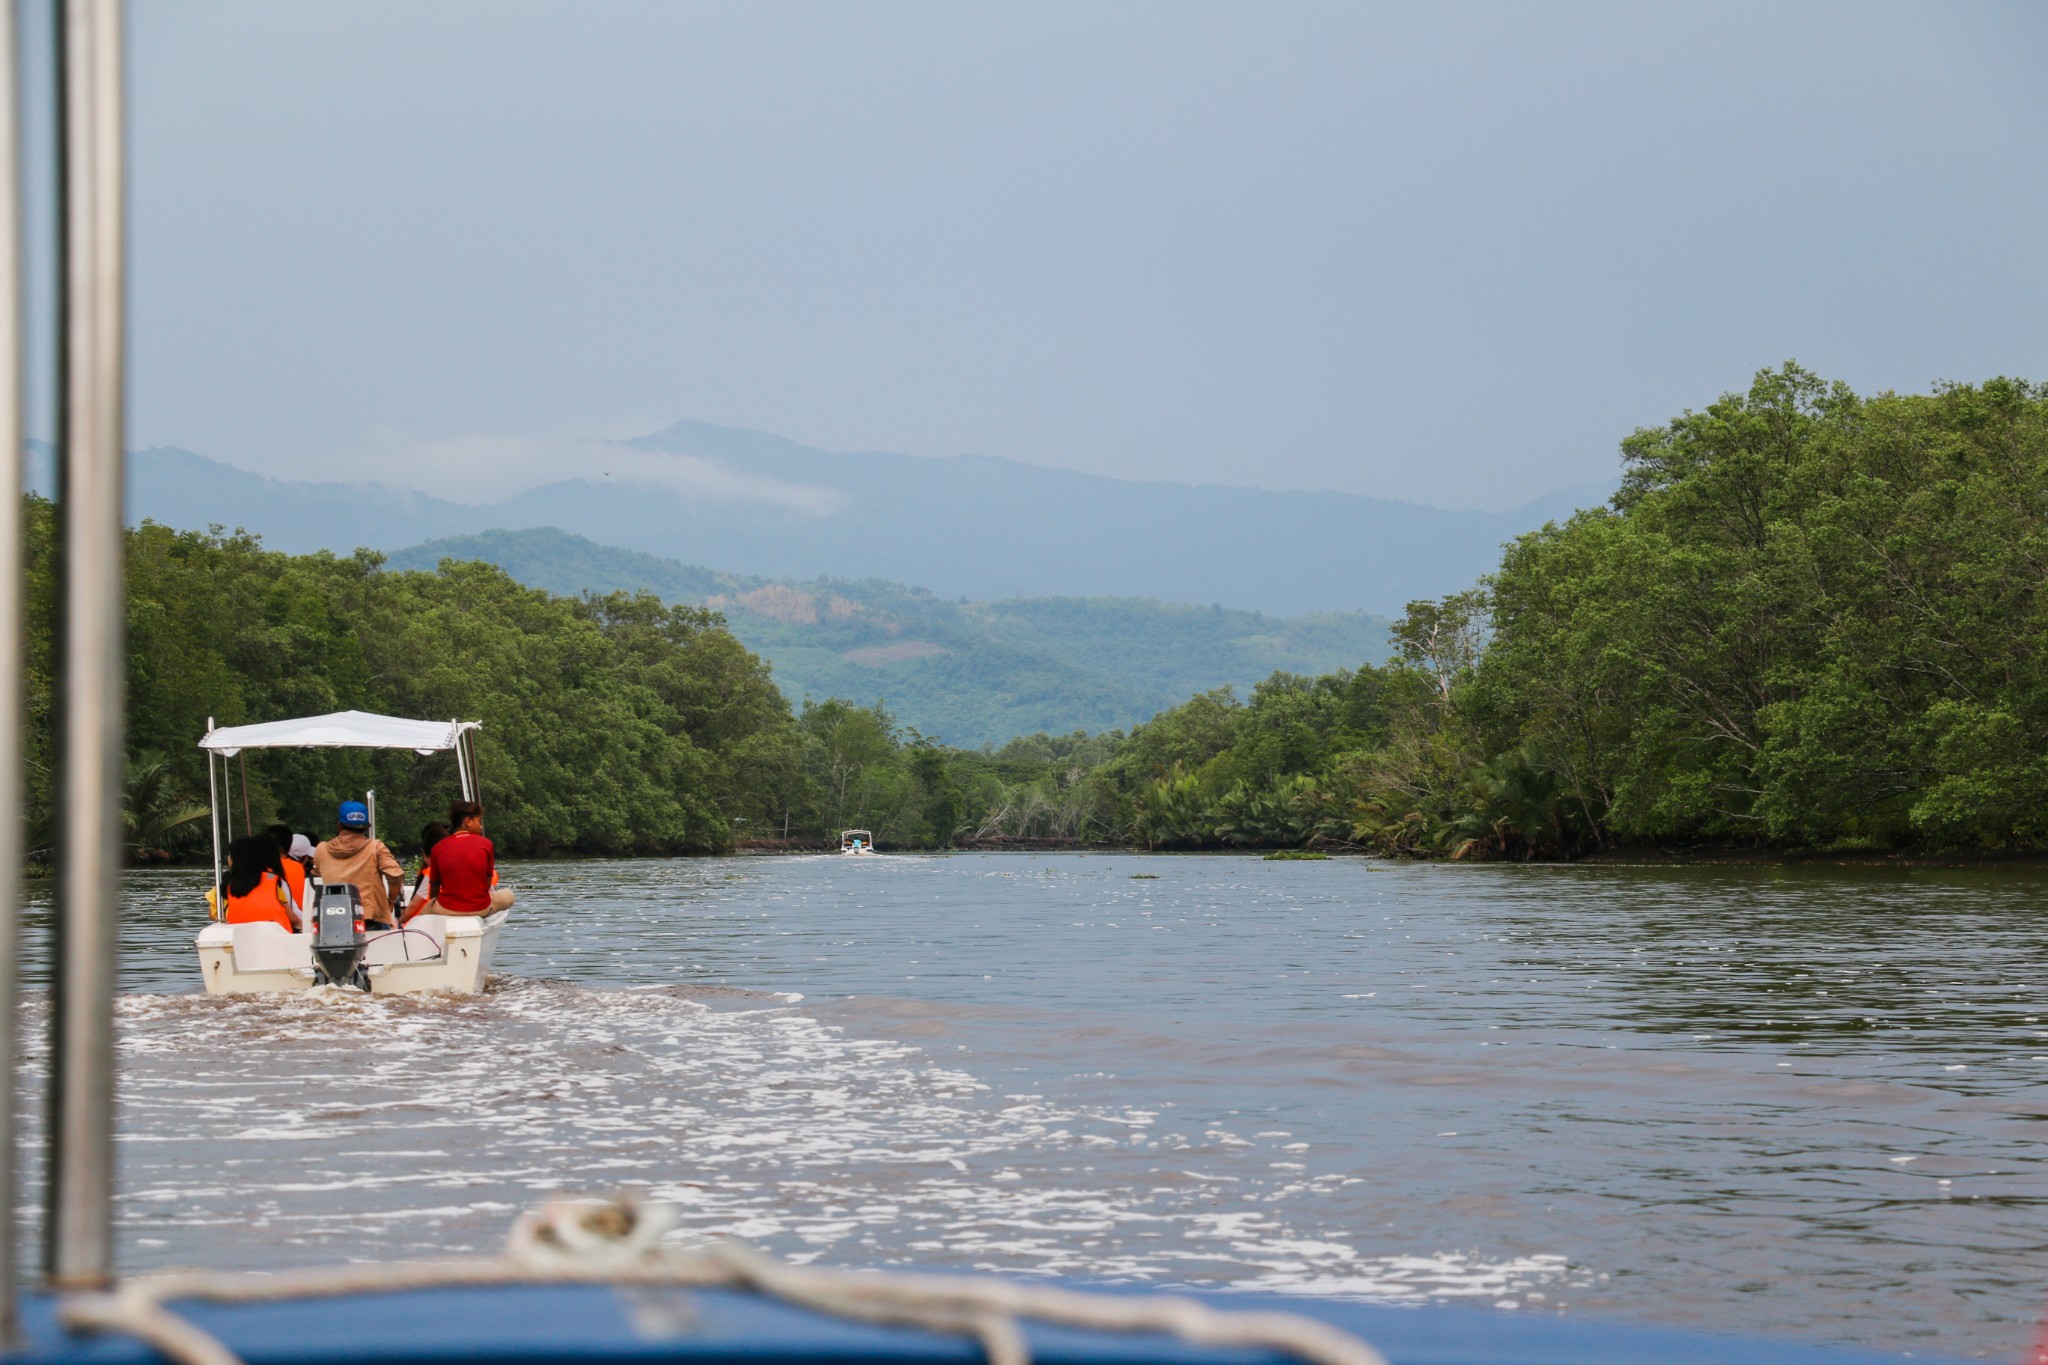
<box><xmin>384</xmin><ymin>528</ymin><xmax>1393</xmax><ymax>748</ymax></box>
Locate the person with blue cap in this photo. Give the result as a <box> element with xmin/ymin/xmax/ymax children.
<box><xmin>312</xmin><ymin>799</ymin><xmax>405</xmax><ymax>933</ymax></box>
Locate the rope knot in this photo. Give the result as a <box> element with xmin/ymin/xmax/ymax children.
<box><xmin>507</xmin><ymin>1195</ymin><xmax>678</xmax><ymax>1267</ymax></box>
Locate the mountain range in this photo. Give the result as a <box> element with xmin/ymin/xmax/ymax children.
<box><xmin>26</xmin><ymin>422</ymin><xmax>1614</xmax><ymax>743</ymax></box>
<box><xmin>79</xmin><ymin>420</ymin><xmax>1612</xmax><ymax>617</ymax></box>
<box><xmin>384</xmin><ymin>528</ymin><xmax>1392</xmax><ymax>748</ymax></box>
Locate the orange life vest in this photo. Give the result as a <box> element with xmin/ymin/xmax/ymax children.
<box><xmin>279</xmin><ymin>859</ymin><xmax>308</xmax><ymax>910</ymax></box>
<box><xmin>223</xmin><ymin>871</ymin><xmax>294</xmax><ymax>931</ymax></box>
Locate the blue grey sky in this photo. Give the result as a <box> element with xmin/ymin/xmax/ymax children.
<box><xmin>112</xmin><ymin>1</ymin><xmax>2048</xmax><ymax>509</ymax></box>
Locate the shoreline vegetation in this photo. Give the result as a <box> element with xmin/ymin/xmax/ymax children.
<box><xmin>731</xmin><ymin>840</ymin><xmax>2048</xmax><ymax>868</ymax></box>
<box><xmin>57</xmin><ymin>364</ymin><xmax>2048</xmax><ymax>867</ymax></box>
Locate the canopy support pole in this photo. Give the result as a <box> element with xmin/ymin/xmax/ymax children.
<box><xmin>454</xmin><ymin>731</ymin><xmax>472</xmax><ymax>804</ymax></box>
<box><xmin>48</xmin><ymin>0</ymin><xmax>125</xmax><ymax>1293</ymax></box>
<box><xmin>0</xmin><ymin>0</ymin><xmax>25</xmax><ymax>1337</ymax></box>
<box><xmin>237</xmin><ymin>751</ymin><xmax>250</xmax><ymax>834</ymax></box>
<box><xmin>205</xmin><ymin>739</ymin><xmax>221</xmax><ymax>914</ymax></box>
<box><xmin>218</xmin><ymin>748</ymin><xmax>231</xmax><ymax>848</ymax></box>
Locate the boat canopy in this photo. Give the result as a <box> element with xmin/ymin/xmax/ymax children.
<box><xmin>198</xmin><ymin>710</ymin><xmax>480</xmax><ymax>757</ymax></box>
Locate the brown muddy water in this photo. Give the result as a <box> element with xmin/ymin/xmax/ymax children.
<box><xmin>16</xmin><ymin>854</ymin><xmax>2048</xmax><ymax>1358</ymax></box>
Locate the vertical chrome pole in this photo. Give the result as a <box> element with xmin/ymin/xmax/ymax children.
<box><xmin>205</xmin><ymin>741</ymin><xmax>221</xmax><ymax>912</ymax></box>
<box><xmin>48</xmin><ymin>0</ymin><xmax>122</xmax><ymax>1291</ymax></box>
<box><xmin>0</xmin><ymin>0</ymin><xmax>23</xmax><ymax>1336</ymax></box>
<box><xmin>218</xmin><ymin>746</ymin><xmax>231</xmax><ymax>851</ymax></box>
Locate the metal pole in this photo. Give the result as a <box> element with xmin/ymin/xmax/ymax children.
<box><xmin>0</xmin><ymin>0</ymin><xmax>24</xmax><ymax>1335</ymax></box>
<box><xmin>237</xmin><ymin>751</ymin><xmax>250</xmax><ymax>834</ymax></box>
<box><xmin>219</xmin><ymin>746</ymin><xmax>232</xmax><ymax>844</ymax></box>
<box><xmin>205</xmin><ymin>742</ymin><xmax>221</xmax><ymax>914</ymax></box>
<box><xmin>48</xmin><ymin>0</ymin><xmax>123</xmax><ymax>1292</ymax></box>
<box><xmin>452</xmin><ymin>731</ymin><xmax>470</xmax><ymax>804</ymax></box>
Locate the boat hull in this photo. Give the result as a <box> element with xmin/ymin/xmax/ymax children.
<box><xmin>5</xmin><ymin>1280</ymin><xmax>1974</xmax><ymax>1365</ymax></box>
<box><xmin>196</xmin><ymin>909</ymin><xmax>509</xmax><ymax>996</ymax></box>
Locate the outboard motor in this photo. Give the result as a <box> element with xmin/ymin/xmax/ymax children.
<box><xmin>312</xmin><ymin>882</ymin><xmax>370</xmax><ymax>991</ymax></box>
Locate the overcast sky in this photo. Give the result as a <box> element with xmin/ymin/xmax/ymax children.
<box><xmin>105</xmin><ymin>1</ymin><xmax>2048</xmax><ymax>509</ymax></box>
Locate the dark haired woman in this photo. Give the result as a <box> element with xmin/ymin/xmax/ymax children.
<box><xmin>221</xmin><ymin>833</ymin><xmax>300</xmax><ymax>932</ymax></box>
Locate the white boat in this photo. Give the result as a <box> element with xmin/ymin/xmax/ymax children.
<box><xmin>195</xmin><ymin>908</ymin><xmax>509</xmax><ymax>997</ymax></box>
<box><xmin>839</xmin><ymin>828</ymin><xmax>877</xmax><ymax>856</ymax></box>
<box><xmin>193</xmin><ymin>710</ymin><xmax>511</xmax><ymax>996</ymax></box>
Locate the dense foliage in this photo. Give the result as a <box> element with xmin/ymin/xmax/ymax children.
<box><xmin>31</xmin><ymin>508</ymin><xmax>808</xmax><ymax>860</ymax></box>
<box><xmin>974</xmin><ymin>365</ymin><xmax>2048</xmax><ymax>858</ymax></box>
<box><xmin>1461</xmin><ymin>365</ymin><xmax>2048</xmax><ymax>852</ymax></box>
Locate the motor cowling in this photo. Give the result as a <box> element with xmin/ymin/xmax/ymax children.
<box><xmin>312</xmin><ymin>882</ymin><xmax>370</xmax><ymax>990</ymax></box>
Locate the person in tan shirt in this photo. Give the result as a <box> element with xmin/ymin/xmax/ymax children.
<box><xmin>313</xmin><ymin>800</ymin><xmax>405</xmax><ymax>931</ymax></box>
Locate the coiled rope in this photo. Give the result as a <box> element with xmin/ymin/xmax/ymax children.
<box><xmin>58</xmin><ymin>1197</ymin><xmax>1389</xmax><ymax>1365</ymax></box>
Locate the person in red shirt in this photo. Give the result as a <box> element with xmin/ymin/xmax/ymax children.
<box><xmin>410</xmin><ymin>799</ymin><xmax>514</xmax><ymax>919</ymax></box>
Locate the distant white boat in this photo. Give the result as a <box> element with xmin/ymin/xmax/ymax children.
<box><xmin>840</xmin><ymin>828</ymin><xmax>878</xmax><ymax>856</ymax></box>
<box><xmin>192</xmin><ymin>710</ymin><xmax>511</xmax><ymax>995</ymax></box>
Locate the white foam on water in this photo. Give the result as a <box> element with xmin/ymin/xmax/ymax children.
<box><xmin>85</xmin><ymin>979</ymin><xmax>1580</xmax><ymax>1307</ymax></box>
<box><xmin>1246</xmin><ymin>1251</ymin><xmax>1576</xmax><ymax>1302</ymax></box>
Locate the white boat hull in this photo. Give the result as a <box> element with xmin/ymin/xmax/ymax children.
<box><xmin>196</xmin><ymin>909</ymin><xmax>510</xmax><ymax>996</ymax></box>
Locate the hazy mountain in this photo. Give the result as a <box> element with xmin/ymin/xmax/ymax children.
<box><xmin>608</xmin><ymin>421</ymin><xmax>1615</xmax><ymax>616</ymax></box>
<box><xmin>64</xmin><ymin>421</ymin><xmax>1615</xmax><ymax>616</ymax></box>
<box><xmin>386</xmin><ymin>528</ymin><xmax>1393</xmax><ymax>748</ymax></box>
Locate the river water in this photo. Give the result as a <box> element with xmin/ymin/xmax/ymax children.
<box><xmin>17</xmin><ymin>854</ymin><xmax>2048</xmax><ymax>1358</ymax></box>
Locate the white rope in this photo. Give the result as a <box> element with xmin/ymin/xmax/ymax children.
<box><xmin>57</xmin><ymin>1197</ymin><xmax>1390</xmax><ymax>1365</ymax></box>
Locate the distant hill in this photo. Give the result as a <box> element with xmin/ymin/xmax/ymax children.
<box><xmin>63</xmin><ymin>421</ymin><xmax>1615</xmax><ymax>616</ymax></box>
<box><xmin>385</xmin><ymin>528</ymin><xmax>1393</xmax><ymax>747</ymax></box>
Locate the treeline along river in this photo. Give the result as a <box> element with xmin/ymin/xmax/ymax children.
<box><xmin>59</xmin><ymin>365</ymin><xmax>2048</xmax><ymax>864</ymax></box>
<box><xmin>14</xmin><ymin>855</ymin><xmax>2048</xmax><ymax>1359</ymax></box>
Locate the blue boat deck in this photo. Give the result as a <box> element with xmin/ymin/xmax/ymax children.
<box><xmin>6</xmin><ymin>1284</ymin><xmax>1986</xmax><ymax>1365</ymax></box>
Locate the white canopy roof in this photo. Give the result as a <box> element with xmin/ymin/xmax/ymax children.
<box><xmin>198</xmin><ymin>710</ymin><xmax>480</xmax><ymax>756</ymax></box>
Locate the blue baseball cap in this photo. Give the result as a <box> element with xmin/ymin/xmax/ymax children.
<box><xmin>338</xmin><ymin>800</ymin><xmax>369</xmax><ymax>830</ymax></box>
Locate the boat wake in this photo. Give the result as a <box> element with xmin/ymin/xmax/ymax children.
<box><xmin>44</xmin><ymin>979</ymin><xmax>1585</xmax><ymax>1310</ymax></box>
